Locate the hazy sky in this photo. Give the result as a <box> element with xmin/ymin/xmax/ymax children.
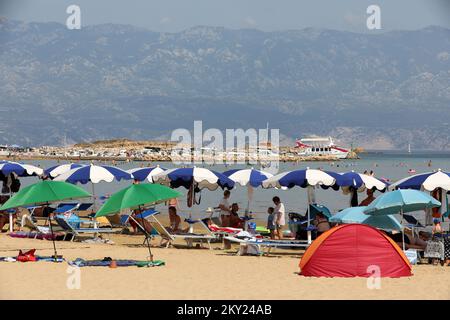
<box><xmin>1</xmin><ymin>0</ymin><xmax>450</xmax><ymax>32</ymax></box>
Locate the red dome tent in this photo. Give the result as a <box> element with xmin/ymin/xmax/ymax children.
<box><xmin>299</xmin><ymin>224</ymin><xmax>412</xmax><ymax>278</ymax></box>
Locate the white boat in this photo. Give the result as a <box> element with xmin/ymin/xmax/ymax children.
<box><xmin>295</xmin><ymin>136</ymin><xmax>349</xmax><ymax>159</ymax></box>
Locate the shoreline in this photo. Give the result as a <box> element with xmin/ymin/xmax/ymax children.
<box><xmin>0</xmin><ymin>154</ymin><xmax>359</xmax><ymax>163</ymax></box>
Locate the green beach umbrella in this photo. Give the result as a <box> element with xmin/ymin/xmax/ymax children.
<box><xmin>0</xmin><ymin>180</ymin><xmax>92</xmax><ymax>261</ymax></box>
<box><xmin>95</xmin><ymin>183</ymin><xmax>182</xmax><ymax>217</ymax></box>
<box><xmin>0</xmin><ymin>180</ymin><xmax>91</xmax><ymax>210</ymax></box>
<box><xmin>95</xmin><ymin>183</ymin><xmax>182</xmax><ymax>262</ymax></box>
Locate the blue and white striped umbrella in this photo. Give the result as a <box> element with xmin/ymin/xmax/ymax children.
<box><xmin>0</xmin><ymin>161</ymin><xmax>43</xmax><ymax>177</ymax></box>
<box><xmin>339</xmin><ymin>171</ymin><xmax>388</xmax><ymax>194</ymax></box>
<box><xmin>54</xmin><ymin>164</ymin><xmax>132</xmax><ymax>184</ymax></box>
<box><xmin>44</xmin><ymin>163</ymin><xmax>86</xmax><ymax>178</ymax></box>
<box><xmin>223</xmin><ymin>168</ymin><xmax>273</xmax><ymax>187</ymax></box>
<box><xmin>390</xmin><ymin>169</ymin><xmax>450</xmax><ymax>191</ymax></box>
<box><xmin>152</xmin><ymin>167</ymin><xmax>235</xmax><ymax>191</ymax></box>
<box><xmin>126</xmin><ymin>166</ymin><xmax>166</xmax><ymax>182</ymax></box>
<box><xmin>262</xmin><ymin>168</ymin><xmax>341</xmax><ymax>190</ymax></box>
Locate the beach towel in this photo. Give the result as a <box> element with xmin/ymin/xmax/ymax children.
<box><xmin>424</xmin><ymin>240</ymin><xmax>445</xmax><ymax>260</ymax></box>
<box><xmin>444</xmin><ymin>237</ymin><xmax>450</xmax><ymax>259</ymax></box>
<box><xmin>9</xmin><ymin>231</ymin><xmax>63</xmax><ymax>240</ymax></box>
<box><xmin>0</xmin><ymin>255</ymin><xmax>64</xmax><ymax>263</ymax></box>
<box><xmin>209</xmin><ymin>225</ymin><xmax>242</xmax><ymax>234</ymax></box>
<box><xmin>68</xmin><ymin>258</ymin><xmax>165</xmax><ymax>268</ymax></box>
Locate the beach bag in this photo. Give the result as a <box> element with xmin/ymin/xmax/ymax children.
<box><xmin>238</xmin><ymin>243</ymin><xmax>261</xmax><ymax>256</ymax></box>
<box><xmin>17</xmin><ymin>249</ymin><xmax>37</xmax><ymax>262</ymax></box>
<box><xmin>403</xmin><ymin>249</ymin><xmax>418</xmax><ymax>265</ymax></box>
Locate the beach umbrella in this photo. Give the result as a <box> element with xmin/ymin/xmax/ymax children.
<box><xmin>0</xmin><ymin>161</ymin><xmax>43</xmax><ymax>177</ymax></box>
<box><xmin>338</xmin><ymin>171</ymin><xmax>389</xmax><ymax>206</ymax></box>
<box><xmin>389</xmin><ymin>169</ymin><xmax>450</xmax><ymax>224</ymax></box>
<box><xmin>126</xmin><ymin>166</ymin><xmax>166</xmax><ymax>183</ymax></box>
<box><xmin>0</xmin><ymin>180</ymin><xmax>91</xmax><ymax>261</ymax></box>
<box><xmin>95</xmin><ymin>183</ymin><xmax>182</xmax><ymax>261</ymax></box>
<box><xmin>0</xmin><ymin>161</ymin><xmax>44</xmax><ymax>232</ymax></box>
<box><xmin>363</xmin><ymin>189</ymin><xmax>441</xmax><ymax>250</ymax></box>
<box><xmin>223</xmin><ymin>168</ymin><xmax>273</xmax><ymax>226</ymax></box>
<box><xmin>390</xmin><ymin>169</ymin><xmax>450</xmax><ymax>191</ymax></box>
<box><xmin>54</xmin><ymin>164</ymin><xmax>132</xmax><ymax>184</ymax></box>
<box><xmin>363</xmin><ymin>189</ymin><xmax>441</xmax><ymax>216</ymax></box>
<box><xmin>262</xmin><ymin>168</ymin><xmax>341</xmax><ymax>190</ymax></box>
<box><xmin>262</xmin><ymin>168</ymin><xmax>342</xmax><ymax>243</ymax></box>
<box><xmin>329</xmin><ymin>206</ymin><xmax>402</xmax><ymax>232</ymax></box>
<box><xmin>54</xmin><ymin>164</ymin><xmax>133</xmax><ymax>210</ymax></box>
<box><xmin>44</xmin><ymin>163</ymin><xmax>85</xmax><ymax>178</ymax></box>
<box><xmin>152</xmin><ymin>167</ymin><xmax>234</xmax><ymax>221</ymax></box>
<box><xmin>223</xmin><ymin>168</ymin><xmax>273</xmax><ymax>188</ymax></box>
<box><xmin>152</xmin><ymin>167</ymin><xmax>235</xmax><ymax>191</ymax></box>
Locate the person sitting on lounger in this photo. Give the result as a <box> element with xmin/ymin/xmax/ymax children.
<box><xmin>129</xmin><ymin>208</ymin><xmax>154</xmax><ymax>235</ymax></box>
<box><xmin>229</xmin><ymin>203</ymin><xmax>244</xmax><ymax>229</ymax></box>
<box><xmin>167</xmin><ymin>206</ymin><xmax>184</xmax><ymax>233</ymax></box>
<box><xmin>313</xmin><ymin>212</ymin><xmax>330</xmax><ymax>237</ymax></box>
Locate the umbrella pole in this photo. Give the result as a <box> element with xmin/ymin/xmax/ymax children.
<box><xmin>91</xmin><ymin>183</ymin><xmax>96</xmax><ymax>212</ymax></box>
<box><xmin>46</xmin><ymin>204</ymin><xmax>58</xmax><ymax>262</ymax></box>
<box><xmin>401</xmin><ymin>208</ymin><xmax>405</xmax><ymax>251</ymax></box>
<box><xmin>307</xmin><ymin>186</ymin><xmax>312</xmax><ymax>245</ymax></box>
<box><xmin>9</xmin><ymin>191</ymin><xmax>13</xmax><ymax>233</ymax></box>
<box><xmin>137</xmin><ymin>206</ymin><xmax>153</xmax><ymax>262</ymax></box>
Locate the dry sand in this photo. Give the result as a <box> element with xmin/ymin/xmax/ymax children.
<box><xmin>1</xmin><ymin>233</ymin><xmax>450</xmax><ymax>300</ymax></box>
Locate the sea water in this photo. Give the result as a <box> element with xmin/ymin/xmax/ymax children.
<box><xmin>13</xmin><ymin>151</ymin><xmax>450</xmax><ymax>220</ymax></box>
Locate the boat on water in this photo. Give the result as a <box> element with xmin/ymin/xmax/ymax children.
<box><xmin>295</xmin><ymin>136</ymin><xmax>349</xmax><ymax>159</ymax></box>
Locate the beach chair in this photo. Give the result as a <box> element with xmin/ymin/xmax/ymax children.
<box><xmin>54</xmin><ymin>216</ymin><xmax>115</xmax><ymax>242</ymax></box>
<box><xmin>223</xmin><ymin>234</ymin><xmax>309</xmax><ymax>255</ymax></box>
<box><xmin>146</xmin><ymin>214</ymin><xmax>215</xmax><ymax>249</ymax></box>
<box><xmin>21</xmin><ymin>215</ymin><xmax>65</xmax><ymax>239</ymax></box>
<box><xmin>197</xmin><ymin>218</ymin><xmax>242</xmax><ymax>237</ymax></box>
<box><xmin>54</xmin><ymin>203</ymin><xmax>78</xmax><ymax>215</ymax></box>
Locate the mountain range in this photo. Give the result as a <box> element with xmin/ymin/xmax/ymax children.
<box><xmin>1</xmin><ymin>18</ymin><xmax>450</xmax><ymax>150</ymax></box>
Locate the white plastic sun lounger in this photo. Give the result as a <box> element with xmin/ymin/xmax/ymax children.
<box><xmin>54</xmin><ymin>216</ymin><xmax>115</xmax><ymax>241</ymax></box>
<box><xmin>147</xmin><ymin>215</ymin><xmax>215</xmax><ymax>249</ymax></box>
<box><xmin>21</xmin><ymin>215</ymin><xmax>65</xmax><ymax>238</ymax></box>
<box><xmin>223</xmin><ymin>235</ymin><xmax>309</xmax><ymax>254</ymax></box>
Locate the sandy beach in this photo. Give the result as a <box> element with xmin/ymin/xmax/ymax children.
<box><xmin>1</xmin><ymin>233</ymin><xmax>449</xmax><ymax>300</ymax></box>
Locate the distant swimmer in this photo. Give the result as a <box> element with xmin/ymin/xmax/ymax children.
<box><xmin>428</xmin><ymin>160</ymin><xmax>432</xmax><ymax>167</ymax></box>
<box><xmin>408</xmin><ymin>169</ymin><xmax>416</xmax><ymax>174</ymax></box>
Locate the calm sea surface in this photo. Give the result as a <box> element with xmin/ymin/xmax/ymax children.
<box><xmin>16</xmin><ymin>151</ymin><xmax>450</xmax><ymax>220</ymax></box>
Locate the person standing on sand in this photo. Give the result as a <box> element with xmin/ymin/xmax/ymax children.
<box><xmin>218</xmin><ymin>190</ymin><xmax>231</xmax><ymax>227</ymax></box>
<box><xmin>266</xmin><ymin>207</ymin><xmax>275</xmax><ymax>239</ymax></box>
<box><xmin>272</xmin><ymin>196</ymin><xmax>285</xmax><ymax>239</ymax></box>
<box><xmin>359</xmin><ymin>189</ymin><xmax>376</xmax><ymax>206</ymax></box>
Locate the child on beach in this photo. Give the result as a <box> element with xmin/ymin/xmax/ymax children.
<box><xmin>266</xmin><ymin>207</ymin><xmax>275</xmax><ymax>239</ymax></box>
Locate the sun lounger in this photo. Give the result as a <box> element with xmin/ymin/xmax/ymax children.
<box><xmin>223</xmin><ymin>234</ymin><xmax>309</xmax><ymax>254</ymax></box>
<box><xmin>146</xmin><ymin>214</ymin><xmax>215</xmax><ymax>249</ymax></box>
<box><xmin>196</xmin><ymin>218</ymin><xmax>242</xmax><ymax>236</ymax></box>
<box><xmin>21</xmin><ymin>215</ymin><xmax>65</xmax><ymax>239</ymax></box>
<box><xmin>54</xmin><ymin>203</ymin><xmax>78</xmax><ymax>214</ymax></box>
<box><xmin>54</xmin><ymin>216</ymin><xmax>115</xmax><ymax>241</ymax></box>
